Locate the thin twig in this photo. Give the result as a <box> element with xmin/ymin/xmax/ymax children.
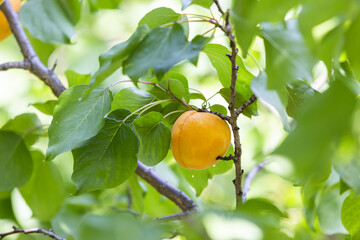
<box><xmin>213</xmin><ymin>0</ymin><xmax>224</xmax><ymax>15</ymax></box>
<box><xmin>196</xmin><ymin>108</ymin><xmax>230</xmax><ymax>121</ymax></box>
<box><xmin>242</xmin><ymin>159</ymin><xmax>271</xmax><ymax>203</ymax></box>
<box><xmin>136</xmin><ymin>161</ymin><xmax>198</xmax><ymax>212</ymax></box>
<box><xmin>0</xmin><ymin>0</ymin><xmax>65</xmax><ymax>97</ymax></box>
<box><xmin>0</xmin><ymin>0</ymin><xmax>198</xmax><ymax>215</ymax></box>
<box><xmin>235</xmin><ymin>94</ymin><xmax>257</xmax><ymax>116</ymax></box>
<box><xmin>156</xmin><ymin>211</ymin><xmax>195</xmax><ymax>221</ymax></box>
<box><xmin>0</xmin><ymin>226</ymin><xmax>65</xmax><ymax>240</ymax></box>
<box><xmin>0</xmin><ymin>60</ymin><xmax>31</xmax><ymax>70</ymax></box>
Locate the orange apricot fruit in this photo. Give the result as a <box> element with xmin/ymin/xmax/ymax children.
<box><xmin>171</xmin><ymin>110</ymin><xmax>231</xmax><ymax>170</ymax></box>
<box><xmin>0</xmin><ymin>0</ymin><xmax>22</xmax><ymax>41</ymax></box>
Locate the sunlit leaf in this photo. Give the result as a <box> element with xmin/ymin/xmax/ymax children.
<box><xmin>181</xmin><ymin>0</ymin><xmax>213</xmax><ymax>10</ymax></box>
<box><xmin>111</xmin><ymin>87</ymin><xmax>155</xmax><ymax>112</ymax></box>
<box><xmin>342</xmin><ymin>192</ymin><xmax>360</xmax><ymax>239</ymax></box>
<box><xmin>47</xmin><ymin>85</ymin><xmax>112</xmax><ymax>160</ymax></box>
<box><xmin>32</xmin><ymin>100</ymin><xmax>57</xmax><ymax>116</ymax></box>
<box><xmin>65</xmin><ymin>70</ymin><xmax>91</xmax><ymax>87</ymax></box>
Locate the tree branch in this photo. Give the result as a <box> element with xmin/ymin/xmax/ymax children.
<box><xmin>0</xmin><ymin>0</ymin><xmax>65</xmax><ymax>97</ymax></box>
<box><xmin>235</xmin><ymin>94</ymin><xmax>257</xmax><ymax>116</ymax></box>
<box><xmin>213</xmin><ymin>0</ymin><xmax>243</xmax><ymax>208</ymax></box>
<box><xmin>196</xmin><ymin>108</ymin><xmax>230</xmax><ymax>121</ymax></box>
<box><xmin>156</xmin><ymin>211</ymin><xmax>194</xmax><ymax>221</ymax></box>
<box><xmin>136</xmin><ymin>161</ymin><xmax>198</xmax><ymax>212</ymax></box>
<box><xmin>0</xmin><ymin>60</ymin><xmax>31</xmax><ymax>70</ymax></box>
<box><xmin>242</xmin><ymin>159</ymin><xmax>271</xmax><ymax>203</ymax></box>
<box><xmin>0</xmin><ymin>226</ymin><xmax>65</xmax><ymax>240</ymax></box>
<box><xmin>0</xmin><ymin>0</ymin><xmax>197</xmax><ymax>214</ymax></box>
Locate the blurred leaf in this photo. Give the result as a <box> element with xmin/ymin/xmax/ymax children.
<box><xmin>275</xmin><ymin>80</ymin><xmax>357</xmax><ymax>184</ymax></box>
<box><xmin>261</xmin><ymin>20</ymin><xmax>317</xmax><ymax>90</ymax></box>
<box><xmin>20</xmin><ymin>0</ymin><xmax>77</xmax><ymax>43</ymax></box>
<box><xmin>47</xmin><ymin>85</ymin><xmax>112</xmax><ymax>160</ymax></box>
<box><xmin>0</xmin><ymin>131</ymin><xmax>33</xmax><ymax>191</ymax></box>
<box><xmin>203</xmin><ymin>44</ymin><xmax>254</xmax><ymax>98</ymax></box>
<box><xmin>88</xmin><ymin>0</ymin><xmax>122</xmax><ymax>11</ymax></box>
<box><xmin>219</xmin><ymin>88</ymin><xmax>258</xmax><ymax>118</ymax></box>
<box><xmin>77</xmin><ymin>212</ymin><xmax>164</xmax><ymax>240</ymax></box>
<box><xmin>20</xmin><ymin>150</ymin><xmax>66</xmax><ymax>221</ymax></box>
<box><xmin>65</xmin><ymin>70</ymin><xmax>91</xmax><ymax>87</ymax></box>
<box><xmin>123</xmin><ymin>23</ymin><xmax>208</xmax><ymax>82</ymax></box>
<box><xmin>1</xmin><ymin>113</ymin><xmax>42</xmax><ymax>147</ymax></box>
<box><xmin>138</xmin><ymin>7</ymin><xmax>180</xmax><ymax>30</ymax></box>
<box><xmin>32</xmin><ymin>100</ymin><xmax>57</xmax><ymax>115</ymax></box>
<box><xmin>232</xmin><ymin>0</ymin><xmax>298</xmax><ymax>57</ymax></box>
<box><xmin>346</xmin><ymin>13</ymin><xmax>360</xmax><ymax>80</ymax></box>
<box><xmin>209</xmin><ymin>104</ymin><xmax>227</xmax><ymax>115</ymax></box>
<box><xmin>51</xmin><ymin>205</ymin><xmax>83</xmax><ymax>239</ymax></box>
<box><xmin>26</xmin><ymin>29</ymin><xmax>56</xmax><ymax>65</ymax></box>
<box><xmin>181</xmin><ymin>0</ymin><xmax>213</xmax><ymax>10</ymax></box>
<box><xmin>316</xmin><ymin>184</ymin><xmax>348</xmax><ymax>235</ymax></box>
<box><xmin>72</xmin><ymin>109</ymin><xmax>138</xmax><ymax>194</ymax></box>
<box><xmin>239</xmin><ymin>198</ymin><xmax>288</xmax><ymax>218</ymax></box>
<box><xmin>286</xmin><ymin>81</ymin><xmax>317</xmax><ymax>119</ymax></box>
<box><xmin>133</xmin><ymin>112</ymin><xmax>170</xmax><ymax>166</ymax></box>
<box><xmin>341</xmin><ymin>192</ymin><xmax>360</xmax><ymax>239</ymax></box>
<box><xmin>111</xmin><ymin>87</ymin><xmax>155</xmax><ymax>112</ymax></box>
<box><xmin>251</xmin><ymin>72</ymin><xmax>291</xmax><ymax>131</ymax></box>
<box><xmin>335</xmin><ymin>158</ymin><xmax>360</xmax><ymax>193</ymax></box>
<box><xmin>91</xmin><ymin>26</ymin><xmax>150</xmax><ymax>90</ymax></box>
<box><xmin>128</xmin><ymin>174</ymin><xmax>144</xmax><ymax>214</ymax></box>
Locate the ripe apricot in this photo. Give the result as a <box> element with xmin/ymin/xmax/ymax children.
<box><xmin>0</xmin><ymin>0</ymin><xmax>22</xmax><ymax>41</ymax></box>
<box><xmin>171</xmin><ymin>110</ymin><xmax>231</xmax><ymax>170</ymax></box>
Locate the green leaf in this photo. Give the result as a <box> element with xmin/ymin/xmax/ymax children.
<box><xmin>189</xmin><ymin>92</ymin><xmax>206</xmax><ymax>101</ymax></box>
<box><xmin>32</xmin><ymin>100</ymin><xmax>57</xmax><ymax>115</ymax></box>
<box><xmin>275</xmin><ymin>80</ymin><xmax>357</xmax><ymax>185</ymax></box>
<box><xmin>209</xmin><ymin>104</ymin><xmax>227</xmax><ymax>115</ymax></box>
<box><xmin>251</xmin><ymin>72</ymin><xmax>291</xmax><ymax>131</ymax></box>
<box><xmin>1</xmin><ymin>113</ymin><xmax>42</xmax><ymax>147</ymax></box>
<box><xmin>133</xmin><ymin>112</ymin><xmax>170</xmax><ymax>166</ymax></box>
<box><xmin>261</xmin><ymin>20</ymin><xmax>317</xmax><ymax>90</ymax></box>
<box><xmin>286</xmin><ymin>81</ymin><xmax>317</xmax><ymax>119</ymax></box>
<box><xmin>219</xmin><ymin>88</ymin><xmax>258</xmax><ymax>118</ymax></box>
<box><xmin>181</xmin><ymin>0</ymin><xmax>213</xmax><ymax>10</ymax></box>
<box><xmin>111</xmin><ymin>87</ymin><xmax>155</xmax><ymax>112</ymax></box>
<box><xmin>346</xmin><ymin>13</ymin><xmax>360</xmax><ymax>80</ymax></box>
<box><xmin>335</xmin><ymin>158</ymin><xmax>360</xmax><ymax>194</ymax></box>
<box><xmin>138</xmin><ymin>7</ymin><xmax>180</xmax><ymax>30</ymax></box>
<box><xmin>88</xmin><ymin>0</ymin><xmax>122</xmax><ymax>11</ymax></box>
<box><xmin>77</xmin><ymin>213</ymin><xmax>164</xmax><ymax>240</ymax></box>
<box><xmin>65</xmin><ymin>70</ymin><xmax>91</xmax><ymax>87</ymax></box>
<box><xmin>232</xmin><ymin>0</ymin><xmax>299</xmax><ymax>57</ymax></box>
<box><xmin>203</xmin><ymin>44</ymin><xmax>254</xmax><ymax>98</ymax></box>
<box><xmin>317</xmin><ymin>184</ymin><xmax>348</xmax><ymax>234</ymax></box>
<box><xmin>20</xmin><ymin>150</ymin><xmax>66</xmax><ymax>221</ymax></box>
<box><xmin>123</xmin><ymin>23</ymin><xmax>208</xmax><ymax>82</ymax></box>
<box><xmin>0</xmin><ymin>131</ymin><xmax>33</xmax><ymax>191</ymax></box>
<box><xmin>47</xmin><ymin>85</ymin><xmax>112</xmax><ymax>160</ymax></box>
<box><xmin>91</xmin><ymin>26</ymin><xmax>150</xmax><ymax>90</ymax></box>
<box><xmin>128</xmin><ymin>174</ymin><xmax>144</xmax><ymax>214</ymax></box>
<box><xmin>20</xmin><ymin>0</ymin><xmax>77</xmax><ymax>43</ymax></box>
<box><xmin>72</xmin><ymin>109</ymin><xmax>139</xmax><ymax>194</ymax></box>
<box><xmin>342</xmin><ymin>192</ymin><xmax>360</xmax><ymax>239</ymax></box>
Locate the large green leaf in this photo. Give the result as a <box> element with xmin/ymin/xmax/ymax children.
<box><xmin>133</xmin><ymin>112</ymin><xmax>171</xmax><ymax>166</ymax></box>
<box><xmin>203</xmin><ymin>44</ymin><xmax>254</xmax><ymax>99</ymax></box>
<box><xmin>251</xmin><ymin>72</ymin><xmax>291</xmax><ymax>131</ymax></box>
<box><xmin>1</xmin><ymin>113</ymin><xmax>42</xmax><ymax>147</ymax></box>
<box><xmin>346</xmin><ymin>13</ymin><xmax>360</xmax><ymax>80</ymax></box>
<box><xmin>181</xmin><ymin>0</ymin><xmax>213</xmax><ymax>9</ymax></box>
<box><xmin>32</xmin><ymin>100</ymin><xmax>57</xmax><ymax>116</ymax></box>
<box><xmin>20</xmin><ymin>150</ymin><xmax>66</xmax><ymax>221</ymax></box>
<box><xmin>138</xmin><ymin>7</ymin><xmax>181</xmax><ymax>30</ymax></box>
<box><xmin>123</xmin><ymin>23</ymin><xmax>208</xmax><ymax>82</ymax></box>
<box><xmin>111</xmin><ymin>87</ymin><xmax>155</xmax><ymax>112</ymax></box>
<box><xmin>275</xmin><ymin>80</ymin><xmax>357</xmax><ymax>185</ymax></box>
<box><xmin>342</xmin><ymin>192</ymin><xmax>360</xmax><ymax>239</ymax></box>
<box><xmin>286</xmin><ymin>81</ymin><xmax>317</xmax><ymax>119</ymax></box>
<box><xmin>72</xmin><ymin>109</ymin><xmax>139</xmax><ymax>194</ymax></box>
<box><xmin>0</xmin><ymin>131</ymin><xmax>33</xmax><ymax>191</ymax></box>
<box><xmin>91</xmin><ymin>26</ymin><xmax>150</xmax><ymax>90</ymax></box>
<box><xmin>261</xmin><ymin>20</ymin><xmax>317</xmax><ymax>90</ymax></box>
<box><xmin>47</xmin><ymin>85</ymin><xmax>112</xmax><ymax>160</ymax></box>
<box><xmin>20</xmin><ymin>0</ymin><xmax>77</xmax><ymax>43</ymax></box>
<box><xmin>231</xmin><ymin>0</ymin><xmax>299</xmax><ymax>57</ymax></box>
<box><xmin>65</xmin><ymin>70</ymin><xmax>91</xmax><ymax>87</ymax></box>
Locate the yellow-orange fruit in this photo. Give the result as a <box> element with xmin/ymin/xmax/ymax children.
<box><xmin>0</xmin><ymin>0</ymin><xmax>22</xmax><ymax>41</ymax></box>
<box><xmin>171</xmin><ymin>110</ymin><xmax>231</xmax><ymax>170</ymax></box>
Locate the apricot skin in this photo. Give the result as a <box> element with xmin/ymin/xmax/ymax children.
<box><xmin>171</xmin><ymin>110</ymin><xmax>231</xmax><ymax>170</ymax></box>
<box><xmin>0</xmin><ymin>0</ymin><xmax>22</xmax><ymax>41</ymax></box>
